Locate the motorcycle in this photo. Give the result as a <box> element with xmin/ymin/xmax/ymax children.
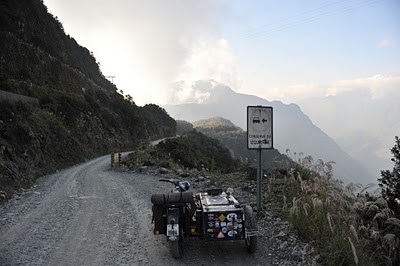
<box><xmin>151</xmin><ymin>178</ymin><xmax>258</xmax><ymax>258</ymax></box>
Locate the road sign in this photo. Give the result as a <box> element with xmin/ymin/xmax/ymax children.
<box><xmin>247</xmin><ymin>106</ymin><xmax>273</xmax><ymax>149</ymax></box>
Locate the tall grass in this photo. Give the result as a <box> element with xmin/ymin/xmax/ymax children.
<box><xmin>268</xmin><ymin>153</ymin><xmax>400</xmax><ymax>266</ymax></box>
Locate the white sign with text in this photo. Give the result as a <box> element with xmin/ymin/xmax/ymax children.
<box><xmin>247</xmin><ymin>106</ymin><xmax>273</xmax><ymax>149</ymax></box>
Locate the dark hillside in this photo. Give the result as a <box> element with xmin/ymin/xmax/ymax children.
<box><xmin>156</xmin><ymin>130</ymin><xmax>239</xmax><ymax>173</ymax></box>
<box><xmin>0</xmin><ymin>0</ymin><xmax>176</xmax><ymax>203</ymax></box>
<box><xmin>0</xmin><ymin>0</ymin><xmax>110</xmax><ymax>91</ymax></box>
<box><xmin>193</xmin><ymin>117</ymin><xmax>289</xmax><ymax>169</ymax></box>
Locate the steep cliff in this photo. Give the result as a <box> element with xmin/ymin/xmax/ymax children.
<box><xmin>0</xmin><ymin>0</ymin><xmax>176</xmax><ymax>203</ymax></box>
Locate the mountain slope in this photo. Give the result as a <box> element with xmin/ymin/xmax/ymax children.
<box><xmin>193</xmin><ymin>117</ymin><xmax>242</xmax><ymax>130</ymax></box>
<box><xmin>298</xmin><ymin>89</ymin><xmax>400</xmax><ymax>178</ymax></box>
<box><xmin>0</xmin><ymin>0</ymin><xmax>176</xmax><ymax>203</ymax></box>
<box><xmin>192</xmin><ymin>117</ymin><xmax>289</xmax><ymax>170</ymax></box>
<box><xmin>164</xmin><ymin>80</ymin><xmax>375</xmax><ymax>184</ymax></box>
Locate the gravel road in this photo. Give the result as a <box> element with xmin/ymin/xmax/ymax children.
<box><xmin>0</xmin><ymin>154</ymin><xmax>314</xmax><ymax>266</ymax></box>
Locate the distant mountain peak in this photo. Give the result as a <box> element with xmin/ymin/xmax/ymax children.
<box><xmin>163</xmin><ymin>81</ymin><xmax>376</xmax><ymax>184</ymax></box>
<box><xmin>168</xmin><ymin>79</ymin><xmax>236</xmax><ymax>105</ymax></box>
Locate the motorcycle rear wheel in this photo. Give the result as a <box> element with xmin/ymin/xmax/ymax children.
<box><xmin>169</xmin><ymin>237</ymin><xmax>183</xmax><ymax>259</ymax></box>
<box><xmin>244</xmin><ymin>205</ymin><xmax>258</xmax><ymax>253</ymax></box>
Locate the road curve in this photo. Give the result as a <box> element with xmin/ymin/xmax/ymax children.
<box><xmin>0</xmin><ymin>154</ymin><xmax>297</xmax><ymax>265</ymax></box>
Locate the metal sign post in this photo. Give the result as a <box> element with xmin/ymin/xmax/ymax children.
<box><xmin>257</xmin><ymin>148</ymin><xmax>262</xmax><ymax>212</ymax></box>
<box><xmin>247</xmin><ymin>106</ymin><xmax>273</xmax><ymax>213</ymax></box>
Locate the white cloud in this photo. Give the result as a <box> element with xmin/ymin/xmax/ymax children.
<box><xmin>258</xmin><ymin>74</ymin><xmax>400</xmax><ymax>102</ymax></box>
<box><xmin>42</xmin><ymin>1</ymin><xmax>400</xmax><ymax>106</ymax></box>
<box><xmin>254</xmin><ymin>83</ymin><xmax>325</xmax><ymax>103</ymax></box>
<box><xmin>162</xmin><ymin>38</ymin><xmax>240</xmax><ymax>105</ymax></box>
<box><xmin>325</xmin><ymin>74</ymin><xmax>400</xmax><ymax>99</ymax></box>
<box><xmin>166</xmin><ymin>80</ymin><xmax>217</xmax><ymax>104</ymax></box>
<box><xmin>377</xmin><ymin>39</ymin><xmax>395</xmax><ymax>48</ymax></box>
<box><xmin>166</xmin><ymin>79</ymin><xmax>227</xmax><ymax>104</ymax></box>
<box><xmin>44</xmin><ymin>0</ymin><xmax>227</xmax><ymax>105</ymax></box>
<box><xmin>175</xmin><ymin>38</ymin><xmax>240</xmax><ymax>90</ymax></box>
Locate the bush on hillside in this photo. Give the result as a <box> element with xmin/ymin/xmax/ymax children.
<box><xmin>156</xmin><ymin>130</ymin><xmax>239</xmax><ymax>173</ymax></box>
<box><xmin>267</xmin><ymin>153</ymin><xmax>400</xmax><ymax>266</ymax></box>
<box><xmin>194</xmin><ymin>119</ymin><xmax>289</xmax><ymax>169</ymax></box>
<box><xmin>379</xmin><ymin>136</ymin><xmax>400</xmax><ymax>216</ymax></box>
<box><xmin>176</xmin><ymin>120</ymin><xmax>194</xmax><ymax>135</ymax></box>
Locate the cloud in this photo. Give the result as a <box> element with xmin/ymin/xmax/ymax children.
<box><xmin>377</xmin><ymin>39</ymin><xmax>395</xmax><ymax>48</ymax></box>
<box><xmin>44</xmin><ymin>0</ymin><xmax>228</xmax><ymax>105</ymax></box>
<box><xmin>258</xmin><ymin>74</ymin><xmax>400</xmax><ymax>102</ymax></box>
<box><xmin>325</xmin><ymin>74</ymin><xmax>400</xmax><ymax>99</ymax></box>
<box><xmin>166</xmin><ymin>80</ymin><xmax>213</xmax><ymax>104</ymax></box>
<box><xmin>255</xmin><ymin>83</ymin><xmax>325</xmax><ymax>103</ymax></box>
<box><xmin>160</xmin><ymin>35</ymin><xmax>241</xmax><ymax>105</ymax></box>
<box><xmin>175</xmin><ymin>38</ymin><xmax>240</xmax><ymax>88</ymax></box>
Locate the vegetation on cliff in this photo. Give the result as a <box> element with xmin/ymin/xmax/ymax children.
<box><xmin>266</xmin><ymin>150</ymin><xmax>400</xmax><ymax>266</ymax></box>
<box><xmin>126</xmin><ymin>130</ymin><xmax>240</xmax><ymax>174</ymax></box>
<box><xmin>192</xmin><ymin>117</ymin><xmax>289</xmax><ymax>169</ymax></box>
<box><xmin>0</xmin><ymin>0</ymin><xmax>176</xmax><ymax>203</ymax></box>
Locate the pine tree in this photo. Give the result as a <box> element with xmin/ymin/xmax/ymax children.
<box><xmin>379</xmin><ymin>136</ymin><xmax>400</xmax><ymax>215</ymax></box>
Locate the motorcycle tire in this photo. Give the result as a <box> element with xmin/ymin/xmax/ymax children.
<box><xmin>169</xmin><ymin>236</ymin><xmax>183</xmax><ymax>259</ymax></box>
<box><xmin>244</xmin><ymin>205</ymin><xmax>258</xmax><ymax>253</ymax></box>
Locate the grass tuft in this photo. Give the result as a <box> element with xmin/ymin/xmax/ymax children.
<box><xmin>348</xmin><ymin>237</ymin><xmax>359</xmax><ymax>265</ymax></box>
<box><xmin>265</xmin><ymin>154</ymin><xmax>400</xmax><ymax>266</ymax></box>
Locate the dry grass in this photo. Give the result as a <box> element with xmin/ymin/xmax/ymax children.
<box><xmin>266</xmin><ymin>154</ymin><xmax>400</xmax><ymax>266</ymax></box>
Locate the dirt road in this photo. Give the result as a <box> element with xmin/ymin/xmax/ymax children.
<box><xmin>0</xmin><ymin>154</ymin><xmax>312</xmax><ymax>266</ymax></box>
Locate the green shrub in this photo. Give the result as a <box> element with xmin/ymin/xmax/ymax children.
<box><xmin>156</xmin><ymin>131</ymin><xmax>239</xmax><ymax>173</ymax></box>
<box><xmin>379</xmin><ymin>136</ymin><xmax>400</xmax><ymax>216</ymax></box>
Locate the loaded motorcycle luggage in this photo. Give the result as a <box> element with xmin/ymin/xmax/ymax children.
<box><xmin>151</xmin><ymin>179</ymin><xmax>258</xmax><ymax>258</ymax></box>
<box><xmin>198</xmin><ymin>188</ymin><xmax>245</xmax><ymax>241</ymax></box>
<box><xmin>151</xmin><ymin>191</ymin><xmax>194</xmax><ymax>235</ymax></box>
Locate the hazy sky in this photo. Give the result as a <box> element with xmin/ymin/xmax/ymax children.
<box><xmin>43</xmin><ymin>0</ymin><xmax>400</xmax><ymax>106</ymax></box>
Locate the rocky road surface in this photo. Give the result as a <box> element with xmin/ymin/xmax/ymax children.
<box><xmin>0</xmin><ymin>154</ymin><xmax>315</xmax><ymax>266</ymax></box>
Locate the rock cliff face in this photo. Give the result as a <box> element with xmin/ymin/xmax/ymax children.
<box><xmin>0</xmin><ymin>0</ymin><xmax>176</xmax><ymax>203</ymax></box>
<box><xmin>164</xmin><ymin>80</ymin><xmax>375</xmax><ymax>184</ymax></box>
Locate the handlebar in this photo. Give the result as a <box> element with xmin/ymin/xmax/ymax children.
<box><xmin>159</xmin><ymin>179</ymin><xmax>191</xmax><ymax>192</ymax></box>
